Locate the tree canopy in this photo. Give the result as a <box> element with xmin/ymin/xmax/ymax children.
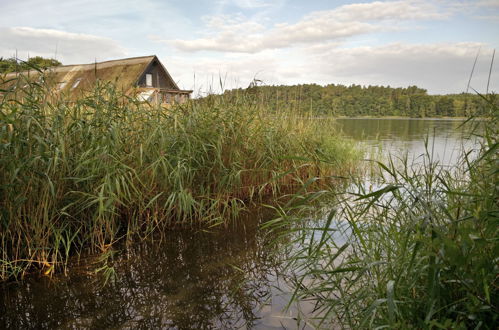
<box><xmin>219</xmin><ymin>83</ymin><xmax>489</xmax><ymax>118</ymax></box>
<box><xmin>0</xmin><ymin>56</ymin><xmax>62</xmax><ymax>74</ymax></box>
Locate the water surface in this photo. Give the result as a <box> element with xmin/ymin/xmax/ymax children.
<box><xmin>335</xmin><ymin>118</ymin><xmax>479</xmax><ymax>166</ymax></box>
<box><xmin>0</xmin><ymin>118</ymin><xmax>477</xmax><ymax>329</ymax></box>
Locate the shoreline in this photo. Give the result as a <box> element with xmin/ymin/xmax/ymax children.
<box><xmin>333</xmin><ymin>116</ymin><xmax>474</xmax><ymax>120</ymax></box>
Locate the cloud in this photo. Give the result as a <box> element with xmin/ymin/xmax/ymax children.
<box><xmin>0</xmin><ymin>27</ymin><xmax>127</xmax><ymax>64</ymax></box>
<box><xmin>473</xmin><ymin>14</ymin><xmax>499</xmax><ymax>20</ymax></box>
<box><xmin>168</xmin><ymin>0</ymin><xmax>447</xmax><ymax>53</ymax></box>
<box><xmin>0</xmin><ymin>0</ymin><xmax>194</xmax><ymax>47</ymax></box>
<box><xmin>444</xmin><ymin>0</ymin><xmax>499</xmax><ymax>15</ymax></box>
<box><xmin>167</xmin><ymin>42</ymin><xmax>497</xmax><ymax>94</ymax></box>
<box><xmin>324</xmin><ymin>0</ymin><xmax>446</xmax><ymax>21</ymax></box>
<box><xmin>297</xmin><ymin>42</ymin><xmax>496</xmax><ymax>94</ymax></box>
<box><xmin>216</xmin><ymin>0</ymin><xmax>274</xmax><ymax>9</ymax></box>
<box><xmin>474</xmin><ymin>0</ymin><xmax>499</xmax><ymax>7</ymax></box>
<box><xmin>163</xmin><ymin>51</ymin><xmax>283</xmax><ymax>94</ymax></box>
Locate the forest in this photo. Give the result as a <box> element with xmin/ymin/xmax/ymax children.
<box><xmin>221</xmin><ymin>83</ymin><xmax>490</xmax><ymax>117</ymax></box>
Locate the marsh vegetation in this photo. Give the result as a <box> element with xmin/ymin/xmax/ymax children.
<box><xmin>0</xmin><ymin>67</ymin><xmax>497</xmax><ymax>329</ymax></box>
<box><xmin>271</xmin><ymin>96</ymin><xmax>498</xmax><ymax>328</ymax></box>
<box><xmin>0</xmin><ymin>72</ymin><xmax>359</xmax><ymax>282</ymax></box>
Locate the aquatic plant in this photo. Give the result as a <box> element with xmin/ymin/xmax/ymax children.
<box><xmin>271</xmin><ymin>94</ymin><xmax>498</xmax><ymax>328</ymax></box>
<box><xmin>0</xmin><ymin>72</ymin><xmax>359</xmax><ymax>281</ymax></box>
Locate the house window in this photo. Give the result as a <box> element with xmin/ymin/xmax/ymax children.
<box><xmin>145</xmin><ymin>73</ymin><xmax>153</xmax><ymax>87</ymax></box>
<box><xmin>165</xmin><ymin>94</ymin><xmax>171</xmax><ymax>104</ymax></box>
<box><xmin>72</xmin><ymin>78</ymin><xmax>82</xmax><ymax>89</ymax></box>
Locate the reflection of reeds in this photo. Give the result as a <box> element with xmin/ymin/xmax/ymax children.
<box><xmin>0</xmin><ymin>215</ymin><xmax>282</xmax><ymax>329</ymax></box>
<box><xmin>274</xmin><ymin>96</ymin><xmax>498</xmax><ymax>328</ymax></box>
<box><xmin>0</xmin><ymin>74</ymin><xmax>360</xmax><ymax>281</ymax></box>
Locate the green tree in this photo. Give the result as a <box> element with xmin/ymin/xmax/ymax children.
<box><xmin>0</xmin><ymin>57</ymin><xmax>17</xmax><ymax>73</ymax></box>
<box><xmin>0</xmin><ymin>56</ymin><xmax>61</xmax><ymax>74</ymax></box>
<box><xmin>218</xmin><ymin>83</ymin><xmax>489</xmax><ymax>118</ymax></box>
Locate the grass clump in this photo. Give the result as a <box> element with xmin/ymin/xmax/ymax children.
<box><xmin>0</xmin><ymin>73</ymin><xmax>359</xmax><ymax>281</ymax></box>
<box><xmin>273</xmin><ymin>95</ymin><xmax>498</xmax><ymax>328</ymax></box>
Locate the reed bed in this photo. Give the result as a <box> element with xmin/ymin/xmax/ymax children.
<box><xmin>270</xmin><ymin>95</ymin><xmax>498</xmax><ymax>328</ymax></box>
<box><xmin>0</xmin><ymin>73</ymin><xmax>359</xmax><ymax>281</ymax></box>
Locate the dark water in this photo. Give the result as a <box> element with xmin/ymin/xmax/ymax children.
<box><xmin>0</xmin><ymin>119</ymin><xmax>475</xmax><ymax>329</ymax></box>
<box><xmin>0</xmin><ymin>217</ymin><xmax>312</xmax><ymax>329</ymax></box>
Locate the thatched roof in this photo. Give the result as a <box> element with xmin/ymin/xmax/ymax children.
<box><xmin>1</xmin><ymin>55</ymin><xmax>189</xmax><ymax>99</ymax></box>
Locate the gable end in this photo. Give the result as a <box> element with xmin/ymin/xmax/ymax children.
<box><xmin>137</xmin><ymin>57</ymin><xmax>179</xmax><ymax>90</ymax></box>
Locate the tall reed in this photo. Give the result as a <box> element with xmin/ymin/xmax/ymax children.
<box><xmin>0</xmin><ymin>73</ymin><xmax>359</xmax><ymax>281</ymax></box>
<box><xmin>271</xmin><ymin>95</ymin><xmax>498</xmax><ymax>328</ymax></box>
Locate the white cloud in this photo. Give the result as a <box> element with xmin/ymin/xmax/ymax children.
<box><xmin>0</xmin><ymin>0</ymin><xmax>194</xmax><ymax>45</ymax></box>
<box><xmin>1</xmin><ymin>0</ymin><xmax>494</xmax><ymax>95</ymax></box>
<box><xmin>167</xmin><ymin>42</ymin><xmax>497</xmax><ymax>94</ymax></box>
<box><xmin>164</xmin><ymin>51</ymin><xmax>283</xmax><ymax>94</ymax></box>
<box><xmin>301</xmin><ymin>42</ymin><xmax>493</xmax><ymax>93</ymax></box>
<box><xmin>442</xmin><ymin>0</ymin><xmax>499</xmax><ymax>15</ymax></box>
<box><xmin>202</xmin><ymin>14</ymin><xmax>265</xmax><ymax>33</ymax></box>
<box><xmin>474</xmin><ymin>0</ymin><xmax>499</xmax><ymax>7</ymax></box>
<box><xmin>216</xmin><ymin>0</ymin><xmax>274</xmax><ymax>9</ymax></box>
<box><xmin>473</xmin><ymin>14</ymin><xmax>499</xmax><ymax>20</ymax></box>
<box><xmin>326</xmin><ymin>0</ymin><xmax>446</xmax><ymax>21</ymax></box>
<box><xmin>168</xmin><ymin>0</ymin><xmax>447</xmax><ymax>53</ymax></box>
<box><xmin>0</xmin><ymin>27</ymin><xmax>127</xmax><ymax>63</ymax></box>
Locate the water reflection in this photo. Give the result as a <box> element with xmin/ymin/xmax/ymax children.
<box><xmin>1</xmin><ymin>119</ymin><xmax>478</xmax><ymax>329</ymax></box>
<box><xmin>1</xmin><ymin>217</ymin><xmax>295</xmax><ymax>329</ymax></box>
<box><xmin>335</xmin><ymin>118</ymin><xmax>468</xmax><ymax>141</ymax></box>
<box><xmin>335</xmin><ymin>118</ymin><xmax>480</xmax><ymax>166</ymax></box>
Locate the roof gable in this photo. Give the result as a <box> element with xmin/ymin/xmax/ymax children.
<box><xmin>2</xmin><ymin>55</ymin><xmax>177</xmax><ymax>95</ymax></box>
<box><xmin>137</xmin><ymin>56</ymin><xmax>179</xmax><ymax>90</ymax></box>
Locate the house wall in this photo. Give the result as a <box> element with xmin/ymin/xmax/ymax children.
<box><xmin>161</xmin><ymin>92</ymin><xmax>190</xmax><ymax>105</ymax></box>
<box><xmin>137</xmin><ymin>60</ymin><xmax>177</xmax><ymax>89</ymax></box>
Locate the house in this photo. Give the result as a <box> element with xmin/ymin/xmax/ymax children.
<box><xmin>2</xmin><ymin>55</ymin><xmax>192</xmax><ymax>105</ymax></box>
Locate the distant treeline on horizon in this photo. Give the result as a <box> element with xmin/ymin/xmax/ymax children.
<box><xmin>219</xmin><ymin>84</ymin><xmax>492</xmax><ymax>118</ymax></box>
<box><xmin>1</xmin><ymin>56</ymin><xmax>492</xmax><ymax>117</ymax></box>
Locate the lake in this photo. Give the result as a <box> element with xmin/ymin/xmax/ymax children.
<box><xmin>0</xmin><ymin>118</ymin><xmax>480</xmax><ymax>329</ymax></box>
<box><xmin>335</xmin><ymin>118</ymin><xmax>479</xmax><ymax>166</ymax></box>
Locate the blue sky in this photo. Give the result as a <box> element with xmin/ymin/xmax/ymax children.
<box><xmin>0</xmin><ymin>0</ymin><xmax>498</xmax><ymax>94</ymax></box>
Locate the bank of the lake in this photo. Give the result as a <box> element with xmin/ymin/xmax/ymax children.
<box><xmin>3</xmin><ymin>113</ymin><xmax>495</xmax><ymax>328</ymax></box>
<box><xmin>277</xmin><ymin>111</ymin><xmax>497</xmax><ymax>328</ymax></box>
<box><xmin>0</xmin><ymin>78</ymin><xmax>359</xmax><ymax>282</ymax></box>
<box><xmin>336</xmin><ymin>115</ymin><xmax>472</xmax><ymax>120</ymax></box>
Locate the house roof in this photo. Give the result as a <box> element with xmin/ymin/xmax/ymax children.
<box><xmin>2</xmin><ymin>55</ymin><xmax>190</xmax><ymax>98</ymax></box>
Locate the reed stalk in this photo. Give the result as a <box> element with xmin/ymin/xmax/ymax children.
<box><xmin>272</xmin><ymin>94</ymin><xmax>498</xmax><ymax>328</ymax></box>
<box><xmin>0</xmin><ymin>73</ymin><xmax>359</xmax><ymax>281</ymax></box>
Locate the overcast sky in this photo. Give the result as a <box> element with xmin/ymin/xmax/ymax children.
<box><xmin>0</xmin><ymin>0</ymin><xmax>498</xmax><ymax>94</ymax></box>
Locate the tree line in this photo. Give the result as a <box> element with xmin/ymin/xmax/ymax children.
<box><xmin>1</xmin><ymin>56</ymin><xmax>491</xmax><ymax>117</ymax></box>
<box><xmin>222</xmin><ymin>83</ymin><xmax>490</xmax><ymax>117</ymax></box>
<box><xmin>0</xmin><ymin>56</ymin><xmax>61</xmax><ymax>74</ymax></box>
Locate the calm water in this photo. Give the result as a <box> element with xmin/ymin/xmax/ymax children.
<box><xmin>0</xmin><ymin>118</ymin><xmax>477</xmax><ymax>329</ymax></box>
<box><xmin>335</xmin><ymin>118</ymin><xmax>479</xmax><ymax>166</ymax></box>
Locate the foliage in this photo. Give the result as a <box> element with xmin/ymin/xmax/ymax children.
<box><xmin>221</xmin><ymin>84</ymin><xmax>491</xmax><ymax>118</ymax></box>
<box><xmin>0</xmin><ymin>72</ymin><xmax>359</xmax><ymax>281</ymax></box>
<box><xmin>270</xmin><ymin>95</ymin><xmax>498</xmax><ymax>328</ymax></box>
<box><xmin>0</xmin><ymin>56</ymin><xmax>62</xmax><ymax>74</ymax></box>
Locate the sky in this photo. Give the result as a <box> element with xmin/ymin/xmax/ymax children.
<box><xmin>0</xmin><ymin>0</ymin><xmax>498</xmax><ymax>95</ymax></box>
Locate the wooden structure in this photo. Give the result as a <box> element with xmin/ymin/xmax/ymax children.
<box><xmin>2</xmin><ymin>55</ymin><xmax>192</xmax><ymax>105</ymax></box>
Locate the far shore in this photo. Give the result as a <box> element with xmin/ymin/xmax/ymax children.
<box><xmin>333</xmin><ymin>116</ymin><xmax>482</xmax><ymax>120</ymax></box>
